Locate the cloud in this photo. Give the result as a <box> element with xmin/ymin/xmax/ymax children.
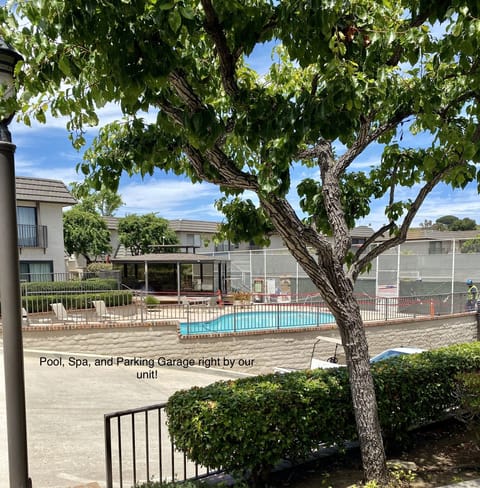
<box><xmin>118</xmin><ymin>178</ymin><xmax>223</xmax><ymax>220</ymax></box>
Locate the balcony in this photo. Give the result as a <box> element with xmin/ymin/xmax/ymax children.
<box><xmin>17</xmin><ymin>224</ymin><xmax>48</xmax><ymax>250</ymax></box>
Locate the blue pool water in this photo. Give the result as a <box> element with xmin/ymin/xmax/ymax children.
<box><xmin>180</xmin><ymin>310</ymin><xmax>335</xmax><ymax>335</ymax></box>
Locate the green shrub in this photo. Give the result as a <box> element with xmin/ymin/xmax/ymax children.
<box><xmin>22</xmin><ymin>278</ymin><xmax>119</xmax><ymax>293</ymax></box>
<box><xmin>374</xmin><ymin>343</ymin><xmax>480</xmax><ymax>443</ymax></box>
<box><xmin>134</xmin><ymin>480</ymin><xmax>248</xmax><ymax>487</ymax></box>
<box><xmin>86</xmin><ymin>262</ymin><xmax>113</xmax><ymax>272</ymax></box>
<box><xmin>145</xmin><ymin>295</ymin><xmax>160</xmax><ymax>306</ymax></box>
<box><xmin>166</xmin><ymin>342</ymin><xmax>480</xmax><ymax>484</ymax></box>
<box><xmin>22</xmin><ymin>290</ymin><xmax>132</xmax><ymax>313</ymax></box>
<box><xmin>455</xmin><ymin>370</ymin><xmax>480</xmax><ymax>441</ymax></box>
<box><xmin>167</xmin><ymin>367</ymin><xmax>355</xmax><ymax>483</ymax></box>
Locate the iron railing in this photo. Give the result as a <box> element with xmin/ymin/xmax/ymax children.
<box><xmin>17</xmin><ymin>223</ymin><xmax>47</xmax><ymax>249</ymax></box>
<box><xmin>104</xmin><ymin>403</ymin><xmax>221</xmax><ymax>488</ymax></box>
<box><xmin>15</xmin><ymin>289</ymin><xmax>472</xmax><ymax>329</ymax></box>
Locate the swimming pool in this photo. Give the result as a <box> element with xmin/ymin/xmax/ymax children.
<box><xmin>179</xmin><ymin>309</ymin><xmax>335</xmax><ymax>335</ymax></box>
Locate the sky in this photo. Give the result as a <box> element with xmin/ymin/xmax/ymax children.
<box><xmin>8</xmin><ymin>34</ymin><xmax>480</xmax><ymax>230</ymax></box>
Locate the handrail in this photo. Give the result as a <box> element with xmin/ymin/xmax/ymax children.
<box><xmin>104</xmin><ymin>402</ymin><xmax>222</xmax><ymax>488</ymax></box>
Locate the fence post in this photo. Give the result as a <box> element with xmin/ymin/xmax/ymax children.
<box><xmin>476</xmin><ymin>307</ymin><xmax>480</xmax><ymax>341</ymax></box>
<box><xmin>104</xmin><ymin>415</ymin><xmax>113</xmax><ymax>488</ymax></box>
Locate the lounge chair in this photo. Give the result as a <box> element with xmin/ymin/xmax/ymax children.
<box><xmin>50</xmin><ymin>303</ymin><xmax>87</xmax><ymax>323</ymax></box>
<box><xmin>92</xmin><ymin>300</ymin><xmax>123</xmax><ymax>321</ymax></box>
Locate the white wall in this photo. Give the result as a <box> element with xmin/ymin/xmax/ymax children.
<box><xmin>18</xmin><ymin>201</ymin><xmax>67</xmax><ymax>275</ymax></box>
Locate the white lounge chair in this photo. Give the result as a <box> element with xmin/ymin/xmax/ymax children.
<box><xmin>92</xmin><ymin>300</ymin><xmax>123</xmax><ymax>320</ymax></box>
<box><xmin>50</xmin><ymin>303</ymin><xmax>87</xmax><ymax>323</ymax></box>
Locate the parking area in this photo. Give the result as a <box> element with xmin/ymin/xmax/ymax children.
<box><xmin>0</xmin><ymin>347</ymin><xmax>246</xmax><ymax>488</ymax></box>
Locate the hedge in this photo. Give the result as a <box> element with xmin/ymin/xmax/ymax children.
<box><xmin>18</xmin><ymin>279</ymin><xmax>130</xmax><ymax>313</ymax></box>
<box><xmin>22</xmin><ymin>290</ymin><xmax>132</xmax><ymax>313</ymax></box>
<box><xmin>166</xmin><ymin>342</ymin><xmax>480</xmax><ymax>483</ymax></box>
<box><xmin>21</xmin><ymin>278</ymin><xmax>119</xmax><ymax>293</ymax></box>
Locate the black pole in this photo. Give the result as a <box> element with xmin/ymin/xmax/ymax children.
<box><xmin>0</xmin><ymin>126</ymin><xmax>31</xmax><ymax>487</ymax></box>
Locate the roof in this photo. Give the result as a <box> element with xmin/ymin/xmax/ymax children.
<box><xmin>15</xmin><ymin>176</ymin><xmax>77</xmax><ymax>206</ymax></box>
<box><xmin>406</xmin><ymin>229</ymin><xmax>480</xmax><ymax>240</ymax></box>
<box><xmin>112</xmin><ymin>253</ymin><xmax>227</xmax><ymax>264</ymax></box>
<box><xmin>168</xmin><ymin>219</ymin><xmax>220</xmax><ymax>234</ymax></box>
<box><xmin>351</xmin><ymin>225</ymin><xmax>375</xmax><ymax>238</ymax></box>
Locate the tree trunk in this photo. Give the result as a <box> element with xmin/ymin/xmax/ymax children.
<box><xmin>259</xmin><ymin>196</ymin><xmax>389</xmax><ymax>483</ymax></box>
<box><xmin>333</xmin><ymin>287</ymin><xmax>389</xmax><ymax>484</ymax></box>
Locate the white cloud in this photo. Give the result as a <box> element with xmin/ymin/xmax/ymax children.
<box><xmin>118</xmin><ymin>178</ymin><xmax>223</xmax><ymax>220</ymax></box>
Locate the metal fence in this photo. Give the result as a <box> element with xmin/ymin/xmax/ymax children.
<box><xmin>104</xmin><ymin>402</ymin><xmax>221</xmax><ymax>488</ymax></box>
<box><xmin>207</xmin><ymin>240</ymin><xmax>480</xmax><ymax>299</ymax></box>
<box><xmin>16</xmin><ymin>287</ymin><xmax>472</xmax><ymax>331</ymax></box>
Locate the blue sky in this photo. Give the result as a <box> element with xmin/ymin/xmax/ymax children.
<box><xmin>8</xmin><ymin>38</ymin><xmax>478</xmax><ymax>230</ymax></box>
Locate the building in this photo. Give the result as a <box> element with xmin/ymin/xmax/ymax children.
<box><xmin>16</xmin><ymin>176</ymin><xmax>76</xmax><ymax>281</ymax></box>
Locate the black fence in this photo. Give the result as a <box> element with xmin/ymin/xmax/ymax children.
<box><xmin>104</xmin><ymin>403</ymin><xmax>222</xmax><ymax>488</ymax></box>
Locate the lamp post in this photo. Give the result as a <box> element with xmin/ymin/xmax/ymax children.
<box><xmin>0</xmin><ymin>38</ymin><xmax>31</xmax><ymax>488</ymax></box>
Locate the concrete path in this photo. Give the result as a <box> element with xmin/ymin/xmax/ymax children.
<box><xmin>439</xmin><ymin>481</ymin><xmax>480</xmax><ymax>487</ymax></box>
<box><xmin>0</xmin><ymin>347</ymin><xmax>246</xmax><ymax>488</ymax></box>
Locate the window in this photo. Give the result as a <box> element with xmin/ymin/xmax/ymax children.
<box><xmin>20</xmin><ymin>261</ymin><xmax>53</xmax><ymax>282</ymax></box>
<box><xmin>17</xmin><ymin>206</ymin><xmax>38</xmax><ymax>247</ymax></box>
<box><xmin>186</xmin><ymin>233</ymin><xmax>202</xmax><ymax>248</ymax></box>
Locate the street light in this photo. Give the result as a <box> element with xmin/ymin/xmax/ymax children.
<box><xmin>0</xmin><ymin>38</ymin><xmax>32</xmax><ymax>488</ymax></box>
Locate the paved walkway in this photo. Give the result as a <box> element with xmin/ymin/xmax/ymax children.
<box><xmin>439</xmin><ymin>481</ymin><xmax>480</xmax><ymax>487</ymax></box>
<box><xmin>0</xmin><ymin>347</ymin><xmax>247</xmax><ymax>488</ymax></box>
<box><xmin>2</xmin><ymin>347</ymin><xmax>479</xmax><ymax>488</ymax></box>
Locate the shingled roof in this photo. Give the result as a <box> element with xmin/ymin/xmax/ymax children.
<box><xmin>15</xmin><ymin>176</ymin><xmax>77</xmax><ymax>206</ymax></box>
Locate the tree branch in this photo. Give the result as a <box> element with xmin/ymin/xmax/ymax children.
<box><xmin>167</xmin><ymin>69</ymin><xmax>205</xmax><ymax>112</ymax></box>
<box><xmin>201</xmin><ymin>0</ymin><xmax>239</xmax><ymax>98</ymax></box>
<box><xmin>350</xmin><ymin>162</ymin><xmax>461</xmax><ymax>280</ymax></box>
<box><xmin>336</xmin><ymin>108</ymin><xmax>412</xmax><ymax>172</ymax></box>
<box><xmin>259</xmin><ymin>194</ymin><xmax>344</xmax><ymax>303</ymax></box>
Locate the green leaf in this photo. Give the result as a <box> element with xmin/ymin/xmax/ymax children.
<box><xmin>168</xmin><ymin>9</ymin><xmax>182</xmax><ymax>32</ymax></box>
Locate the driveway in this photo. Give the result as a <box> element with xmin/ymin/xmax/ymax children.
<box><xmin>0</xmin><ymin>347</ymin><xmax>246</xmax><ymax>488</ymax></box>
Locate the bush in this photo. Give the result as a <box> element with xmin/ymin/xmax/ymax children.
<box><xmin>166</xmin><ymin>342</ymin><xmax>480</xmax><ymax>484</ymax></box>
<box><xmin>86</xmin><ymin>262</ymin><xmax>113</xmax><ymax>272</ymax></box>
<box><xmin>22</xmin><ymin>278</ymin><xmax>119</xmax><ymax>293</ymax></box>
<box><xmin>374</xmin><ymin>342</ymin><xmax>480</xmax><ymax>443</ymax></box>
<box><xmin>455</xmin><ymin>370</ymin><xmax>480</xmax><ymax>441</ymax></box>
<box><xmin>144</xmin><ymin>295</ymin><xmax>160</xmax><ymax>306</ymax></box>
<box><xmin>167</xmin><ymin>367</ymin><xmax>355</xmax><ymax>483</ymax></box>
<box><xmin>134</xmin><ymin>481</ymin><xmax>248</xmax><ymax>487</ymax></box>
<box><xmin>21</xmin><ymin>289</ymin><xmax>132</xmax><ymax>313</ymax></box>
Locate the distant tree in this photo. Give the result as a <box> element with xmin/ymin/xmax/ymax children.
<box><xmin>63</xmin><ymin>207</ymin><xmax>112</xmax><ymax>263</ymax></box>
<box><xmin>450</xmin><ymin>218</ymin><xmax>477</xmax><ymax>231</ymax></box>
<box><xmin>419</xmin><ymin>219</ymin><xmax>433</xmax><ymax>229</ymax></box>
<box><xmin>436</xmin><ymin>215</ymin><xmax>459</xmax><ymax>227</ymax></box>
<box><xmin>461</xmin><ymin>237</ymin><xmax>480</xmax><ymax>253</ymax></box>
<box><xmin>435</xmin><ymin>216</ymin><xmax>477</xmax><ymax>231</ymax></box>
<box><xmin>70</xmin><ymin>182</ymin><xmax>124</xmax><ymax>216</ymax></box>
<box><xmin>118</xmin><ymin>213</ymin><xmax>179</xmax><ymax>256</ymax></box>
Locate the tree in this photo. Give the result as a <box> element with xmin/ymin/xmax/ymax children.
<box><xmin>63</xmin><ymin>207</ymin><xmax>111</xmax><ymax>263</ymax></box>
<box><xmin>436</xmin><ymin>215</ymin><xmax>460</xmax><ymax>229</ymax></box>
<box><xmin>69</xmin><ymin>181</ymin><xmax>124</xmax><ymax>217</ymax></box>
<box><xmin>450</xmin><ymin>217</ymin><xmax>477</xmax><ymax>231</ymax></box>
<box><xmin>2</xmin><ymin>1</ymin><xmax>480</xmax><ymax>483</ymax></box>
<box><xmin>118</xmin><ymin>213</ymin><xmax>179</xmax><ymax>256</ymax></box>
<box><xmin>461</xmin><ymin>236</ymin><xmax>480</xmax><ymax>253</ymax></box>
<box><xmin>435</xmin><ymin>215</ymin><xmax>477</xmax><ymax>231</ymax></box>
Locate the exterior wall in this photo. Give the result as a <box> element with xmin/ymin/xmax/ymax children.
<box><xmin>18</xmin><ymin>201</ymin><xmax>67</xmax><ymax>275</ymax></box>
<box><xmin>14</xmin><ymin>313</ymin><xmax>478</xmax><ymax>375</ymax></box>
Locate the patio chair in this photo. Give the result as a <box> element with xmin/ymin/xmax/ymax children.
<box><xmin>50</xmin><ymin>303</ymin><xmax>87</xmax><ymax>323</ymax></box>
<box><xmin>92</xmin><ymin>300</ymin><xmax>123</xmax><ymax>321</ymax></box>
